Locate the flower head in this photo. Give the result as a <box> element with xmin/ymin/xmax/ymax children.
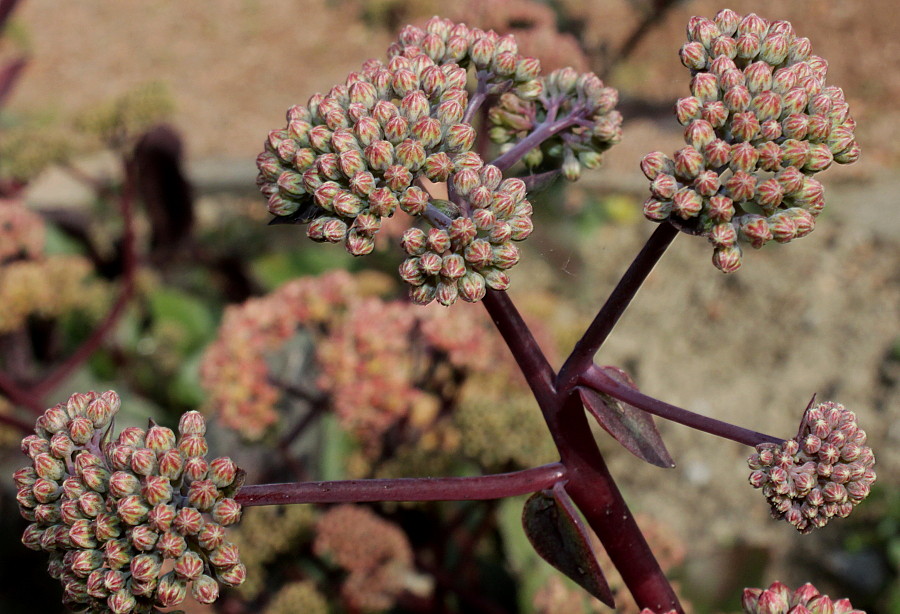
<box><xmin>642</xmin><ymin>10</ymin><xmax>859</xmax><ymax>272</ymax></box>
<box><xmin>742</xmin><ymin>581</ymin><xmax>866</xmax><ymax>614</ymax></box>
<box><xmin>256</xmin><ymin>18</ymin><xmax>546</xmax><ymax>305</ymax></box>
<box><xmin>748</xmin><ymin>400</ymin><xmax>875</xmax><ymax>533</ymax></box>
<box><xmin>14</xmin><ymin>391</ymin><xmax>245</xmax><ymax>612</ymax></box>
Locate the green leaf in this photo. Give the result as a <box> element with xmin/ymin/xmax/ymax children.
<box><xmin>522</xmin><ymin>482</ymin><xmax>613</xmax><ymax>607</ymax></box>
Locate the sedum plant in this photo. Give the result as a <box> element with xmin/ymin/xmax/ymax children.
<box><xmin>13</xmin><ymin>9</ymin><xmax>873</xmax><ymax>614</ymax></box>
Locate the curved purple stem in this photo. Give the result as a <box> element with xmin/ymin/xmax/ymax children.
<box><xmin>236</xmin><ymin>462</ymin><xmax>567</xmax><ymax>507</ymax></box>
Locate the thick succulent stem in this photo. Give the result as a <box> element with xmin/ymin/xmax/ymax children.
<box><xmin>236</xmin><ymin>462</ymin><xmax>567</xmax><ymax>506</ymax></box>
<box><xmin>557</xmin><ymin>222</ymin><xmax>678</xmax><ymax>395</ymax></box>
<box><xmin>579</xmin><ymin>365</ymin><xmax>783</xmax><ymax>447</ymax></box>
<box><xmin>481</xmin><ymin>290</ymin><xmax>682</xmax><ymax>612</ymax></box>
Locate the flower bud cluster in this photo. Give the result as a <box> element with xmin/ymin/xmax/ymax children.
<box><xmin>398</xmin><ymin>163</ymin><xmax>533</xmax><ymax>305</ymax></box>
<box><xmin>489</xmin><ymin>67</ymin><xmax>623</xmax><ymax>181</ymax></box>
<box><xmin>200</xmin><ymin>270</ymin><xmax>498</xmax><ymax>449</ymax></box>
<box><xmin>313</xmin><ymin>504</ymin><xmax>414</xmax><ymax>612</ymax></box>
<box><xmin>257</xmin><ymin>18</ymin><xmax>547</xmax><ymax>304</ymax></box>
<box><xmin>15</xmin><ymin>391</ymin><xmax>245</xmax><ymax>612</ymax></box>
<box><xmin>0</xmin><ymin>256</ymin><xmax>109</xmax><ymax>334</ymax></box>
<box><xmin>641</xmin><ymin>10</ymin><xmax>859</xmax><ymax>273</ymax></box>
<box><xmin>748</xmin><ymin>401</ymin><xmax>875</xmax><ymax>534</ymax></box>
<box><xmin>742</xmin><ymin>581</ymin><xmax>866</xmax><ymax>614</ymax></box>
<box><xmin>388</xmin><ymin>17</ymin><xmax>544</xmax><ymax>98</ymax></box>
<box><xmin>0</xmin><ymin>200</ymin><xmax>45</xmax><ymax>263</ymax></box>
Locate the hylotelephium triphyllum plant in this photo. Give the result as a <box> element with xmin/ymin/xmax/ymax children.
<box><xmin>13</xmin><ymin>9</ymin><xmax>871</xmax><ymax>614</ymax></box>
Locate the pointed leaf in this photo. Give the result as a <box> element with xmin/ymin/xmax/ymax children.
<box><xmin>522</xmin><ymin>482</ymin><xmax>614</xmax><ymax>606</ymax></box>
<box><xmin>578</xmin><ymin>366</ymin><xmax>674</xmax><ymax>468</ymax></box>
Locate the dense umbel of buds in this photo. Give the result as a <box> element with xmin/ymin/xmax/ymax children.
<box><xmin>14</xmin><ymin>392</ymin><xmax>245</xmax><ymax>613</ymax></box>
<box><xmin>489</xmin><ymin>66</ymin><xmax>623</xmax><ymax>181</ymax></box>
<box><xmin>748</xmin><ymin>401</ymin><xmax>875</xmax><ymax>534</ymax></box>
<box><xmin>641</xmin><ymin>9</ymin><xmax>859</xmax><ymax>272</ymax></box>
<box><xmin>256</xmin><ymin>17</ymin><xmax>541</xmax><ymax>305</ymax></box>
<box><xmin>742</xmin><ymin>581</ymin><xmax>866</xmax><ymax>614</ymax></box>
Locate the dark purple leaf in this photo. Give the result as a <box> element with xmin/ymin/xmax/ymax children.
<box><xmin>522</xmin><ymin>482</ymin><xmax>614</xmax><ymax>606</ymax></box>
<box><xmin>578</xmin><ymin>366</ymin><xmax>674</xmax><ymax>468</ymax></box>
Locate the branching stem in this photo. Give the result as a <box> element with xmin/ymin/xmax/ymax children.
<box><xmin>579</xmin><ymin>365</ymin><xmax>783</xmax><ymax>447</ymax></box>
<box><xmin>236</xmin><ymin>462</ymin><xmax>567</xmax><ymax>506</ymax></box>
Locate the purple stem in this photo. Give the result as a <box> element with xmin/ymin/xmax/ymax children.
<box><xmin>490</xmin><ymin>104</ymin><xmax>579</xmax><ymax>172</ymax></box>
<box><xmin>30</xmin><ymin>160</ymin><xmax>138</xmax><ymax>400</ymax></box>
<box><xmin>481</xmin><ymin>290</ymin><xmax>682</xmax><ymax>612</ymax></box>
<box><xmin>579</xmin><ymin>365</ymin><xmax>783</xmax><ymax>447</ymax></box>
<box><xmin>235</xmin><ymin>462</ymin><xmax>566</xmax><ymax>507</ymax></box>
<box><xmin>556</xmin><ymin>222</ymin><xmax>678</xmax><ymax>394</ymax></box>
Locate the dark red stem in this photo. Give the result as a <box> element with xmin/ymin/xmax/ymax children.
<box><xmin>481</xmin><ymin>290</ymin><xmax>682</xmax><ymax>612</ymax></box>
<box><xmin>235</xmin><ymin>462</ymin><xmax>567</xmax><ymax>507</ymax></box>
<box><xmin>556</xmin><ymin>222</ymin><xmax>678</xmax><ymax>394</ymax></box>
<box><xmin>29</xmin><ymin>161</ymin><xmax>138</xmax><ymax>399</ymax></box>
<box><xmin>579</xmin><ymin>365</ymin><xmax>783</xmax><ymax>447</ymax></box>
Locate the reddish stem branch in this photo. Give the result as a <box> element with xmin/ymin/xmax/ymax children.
<box><xmin>579</xmin><ymin>365</ymin><xmax>783</xmax><ymax>447</ymax></box>
<box><xmin>236</xmin><ymin>462</ymin><xmax>567</xmax><ymax>507</ymax></box>
<box><xmin>557</xmin><ymin>222</ymin><xmax>678</xmax><ymax>394</ymax></box>
<box><xmin>0</xmin><ymin>371</ymin><xmax>44</xmax><ymax>415</ymax></box>
<box><xmin>30</xmin><ymin>161</ymin><xmax>138</xmax><ymax>400</ymax></box>
<box><xmin>480</xmin><ymin>290</ymin><xmax>681</xmax><ymax>612</ymax></box>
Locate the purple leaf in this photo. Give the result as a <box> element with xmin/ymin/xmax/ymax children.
<box><xmin>578</xmin><ymin>366</ymin><xmax>675</xmax><ymax>468</ymax></box>
<box><xmin>522</xmin><ymin>482</ymin><xmax>614</xmax><ymax>606</ymax></box>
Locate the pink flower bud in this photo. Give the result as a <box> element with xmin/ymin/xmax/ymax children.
<box><xmin>709</xmin><ymin>222</ymin><xmax>738</xmax><ymax>248</ymax></box>
<box><xmin>756</xmin><ymin>178</ymin><xmax>784</xmax><ymax>210</ymax></box>
<box><xmin>672</xmin><ymin>188</ymin><xmax>703</xmax><ymax>219</ymax></box>
<box><xmin>148</xmin><ymin>503</ymin><xmax>176</xmax><ymax>533</ymax></box>
<box><xmin>730</xmin><ymin>142</ymin><xmax>759</xmax><ymax>172</ymax></box>
<box><xmin>702</xmin><ymin>101</ymin><xmax>728</xmax><ymax>128</ymax></box>
<box><xmin>129</xmin><ymin>524</ymin><xmax>159</xmax><ymax>552</ymax></box>
<box><xmin>707</xmin><ymin>195</ymin><xmax>735</xmax><ymax>222</ymax></box>
<box><xmin>156</xmin><ymin>530</ymin><xmax>187</xmax><ymax>559</ymax></box>
<box><xmin>157</xmin><ymin>449</ymin><xmax>183</xmax><ymax>481</ymax></box>
<box><xmin>684</xmin><ymin>119</ymin><xmax>716</xmax><ymax>149</ymax></box>
<box><xmin>446</xmin><ymin>123</ymin><xmax>476</xmax><ymax>153</ymax></box>
<box><xmin>156</xmin><ymin>572</ymin><xmax>188</xmax><ymax>607</ymax></box>
<box><xmin>700</xmin><ymin>139</ymin><xmax>729</xmax><ymax>168</ymax></box>
<box><xmin>673</xmin><ymin>147</ymin><xmax>705</xmax><ymax>179</ymax></box>
<box><xmin>723</xmin><ymin>85</ymin><xmax>752</xmax><ymax>112</ymax></box>
<box><xmin>741</xmin><ymin>215</ymin><xmax>772</xmax><ymax>248</ymax></box>
<box><xmin>690</xmin><ymin>72</ymin><xmax>719</xmax><ymax>102</ymax></box>
<box><xmin>140</xmin><ymin>475</ymin><xmax>172</xmax><ymax>507</ymax></box>
<box><xmin>714</xmin><ymin>8</ymin><xmax>739</xmax><ymax>35</ymax></box>
<box><xmin>806</xmin><ymin>114</ymin><xmax>831</xmax><ymax>142</ymax></box>
<box><xmin>68</xmin><ymin>417</ymin><xmax>94</xmax><ymax>445</ymax></box>
<box><xmin>679</xmin><ymin>41</ymin><xmax>707</xmax><ymax>70</ymax></box>
<box><xmin>173</xmin><ymin>507</ymin><xmax>203</xmax><ymax>536</ymax></box>
<box><xmin>712</xmin><ymin>245</ymin><xmax>742</xmax><ymax>273</ymax></box>
<box><xmin>640</xmin><ymin>151</ymin><xmax>674</xmax><ymax>180</ymax></box>
<box><xmin>712</xmin><ymin>36</ymin><xmax>737</xmax><ymax>59</ymax></box>
<box><xmin>108</xmin><ymin>588</ymin><xmax>136</xmax><ymax>614</ymax></box>
<box><xmin>642</xmin><ymin>198</ymin><xmax>671</xmax><ymax>221</ymax></box>
<box><xmin>736</xmin><ymin>33</ymin><xmax>761</xmax><ymax>60</ymax></box>
<box><xmin>731</xmin><ymin>111</ymin><xmax>760</xmax><ymax>141</ymax></box>
<box><xmin>726</xmin><ymin>171</ymin><xmax>757</xmax><ymax>202</ymax></box>
<box><xmin>130</xmin><ymin>448</ymin><xmax>157</xmax><ymax>477</ymax></box>
<box><xmin>216</xmin><ymin>562</ymin><xmax>247</xmax><ymax>588</ymax></box>
<box><xmin>751</xmin><ymin>91</ymin><xmax>782</xmax><ymax>122</ymax></box>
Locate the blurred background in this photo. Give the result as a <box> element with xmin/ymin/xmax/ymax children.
<box><xmin>1</xmin><ymin>1</ymin><xmax>898</xmax><ymax>612</ymax></box>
